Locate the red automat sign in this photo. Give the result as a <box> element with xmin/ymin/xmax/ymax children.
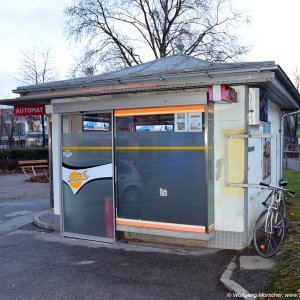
<box><xmin>14</xmin><ymin>104</ymin><xmax>45</xmax><ymax>116</ymax></box>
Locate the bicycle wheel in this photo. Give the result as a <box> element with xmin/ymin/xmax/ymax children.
<box><xmin>253</xmin><ymin>209</ymin><xmax>285</xmax><ymax>257</ymax></box>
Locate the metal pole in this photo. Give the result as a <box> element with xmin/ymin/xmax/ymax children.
<box><xmin>41</xmin><ymin>115</ymin><xmax>46</xmax><ymax>147</ymax></box>
<box><xmin>244</xmin><ymin>86</ymin><xmax>249</xmax><ymax>246</ymax></box>
<box><xmin>47</xmin><ymin>115</ymin><xmax>54</xmax><ymax>210</ymax></box>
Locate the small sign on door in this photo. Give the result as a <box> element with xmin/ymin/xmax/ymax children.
<box><xmin>160</xmin><ymin>188</ymin><xmax>168</xmax><ymax>197</ymax></box>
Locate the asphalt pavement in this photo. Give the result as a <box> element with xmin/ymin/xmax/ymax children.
<box><xmin>0</xmin><ymin>173</ymin><xmax>50</xmax><ymax>200</ymax></box>
<box><xmin>285</xmin><ymin>158</ymin><xmax>300</xmax><ymax>171</ymax></box>
<box><xmin>0</xmin><ymin>225</ymin><xmax>234</xmax><ymax>300</ymax></box>
<box><xmin>0</xmin><ymin>198</ymin><xmax>48</xmax><ymax>222</ymax></box>
<box><xmin>0</xmin><ymin>173</ymin><xmax>49</xmax><ymax>235</ymax></box>
<box><xmin>0</xmin><ymin>172</ymin><xmax>235</xmax><ymax>299</ymax></box>
<box><xmin>2</xmin><ymin>167</ymin><xmax>291</xmax><ymax>298</ymax></box>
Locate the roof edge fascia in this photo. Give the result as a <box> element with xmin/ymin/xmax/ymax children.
<box><xmin>1</xmin><ymin>71</ymin><xmax>275</xmax><ymax>106</ymax></box>
<box><xmin>13</xmin><ymin>64</ymin><xmax>277</xmax><ymax>95</ymax></box>
<box><xmin>275</xmin><ymin>65</ymin><xmax>300</xmax><ymax>107</ymax></box>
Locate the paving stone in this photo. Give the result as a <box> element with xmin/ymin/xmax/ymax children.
<box><xmin>240</xmin><ymin>255</ymin><xmax>275</xmax><ymax>270</ymax></box>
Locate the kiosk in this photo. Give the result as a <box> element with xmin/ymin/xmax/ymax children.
<box><xmin>2</xmin><ymin>54</ymin><xmax>300</xmax><ymax>249</ymax></box>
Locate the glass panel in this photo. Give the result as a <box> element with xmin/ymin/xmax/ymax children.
<box><xmin>116</xmin><ymin>112</ymin><xmax>206</xmax><ymax>226</ymax></box>
<box><xmin>62</xmin><ymin>113</ymin><xmax>114</xmax><ymax>240</ymax></box>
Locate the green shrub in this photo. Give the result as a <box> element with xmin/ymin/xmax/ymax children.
<box><xmin>0</xmin><ymin>148</ymin><xmax>49</xmax><ymax>161</ymax></box>
<box><xmin>0</xmin><ymin>160</ymin><xmax>19</xmax><ymax>171</ymax></box>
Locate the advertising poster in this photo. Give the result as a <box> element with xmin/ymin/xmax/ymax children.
<box><xmin>259</xmin><ymin>93</ymin><xmax>268</xmax><ymax>123</ymax></box>
<box><xmin>188</xmin><ymin>112</ymin><xmax>202</xmax><ymax>132</ymax></box>
<box><xmin>262</xmin><ymin>138</ymin><xmax>271</xmax><ymax>180</ymax></box>
<box><xmin>175</xmin><ymin>113</ymin><xmax>187</xmax><ymax>132</ymax></box>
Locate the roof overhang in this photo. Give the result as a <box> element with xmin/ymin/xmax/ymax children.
<box><xmin>0</xmin><ymin>97</ymin><xmax>50</xmax><ymax>106</ymax></box>
<box><xmin>0</xmin><ymin>69</ymin><xmax>275</xmax><ymax>104</ymax></box>
<box><xmin>1</xmin><ymin>62</ymin><xmax>300</xmax><ymax>111</ymax></box>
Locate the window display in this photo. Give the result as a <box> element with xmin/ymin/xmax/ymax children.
<box><xmin>115</xmin><ymin>109</ymin><xmax>207</xmax><ymax>226</ymax></box>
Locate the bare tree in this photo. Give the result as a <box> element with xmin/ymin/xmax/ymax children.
<box><xmin>293</xmin><ymin>67</ymin><xmax>300</xmax><ymax>92</ymax></box>
<box><xmin>16</xmin><ymin>46</ymin><xmax>58</xmax><ymax>147</ymax></box>
<box><xmin>68</xmin><ymin>56</ymin><xmax>97</xmax><ymax>78</ymax></box>
<box><xmin>18</xmin><ymin>46</ymin><xmax>57</xmax><ymax>85</ymax></box>
<box><xmin>284</xmin><ymin>67</ymin><xmax>300</xmax><ymax>143</ymax></box>
<box><xmin>65</xmin><ymin>0</ymin><xmax>249</xmax><ymax>76</ymax></box>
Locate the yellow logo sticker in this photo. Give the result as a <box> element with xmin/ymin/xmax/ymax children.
<box><xmin>68</xmin><ymin>170</ymin><xmax>89</xmax><ymax>189</ymax></box>
<box><xmin>62</xmin><ymin>164</ymin><xmax>113</xmax><ymax>195</ymax></box>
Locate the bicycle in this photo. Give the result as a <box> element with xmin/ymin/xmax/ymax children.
<box><xmin>253</xmin><ymin>179</ymin><xmax>295</xmax><ymax>257</ymax></box>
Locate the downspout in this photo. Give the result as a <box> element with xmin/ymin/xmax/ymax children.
<box><xmin>280</xmin><ymin>109</ymin><xmax>300</xmax><ymax>178</ymax></box>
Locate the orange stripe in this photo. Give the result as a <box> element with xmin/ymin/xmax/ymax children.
<box><xmin>116</xmin><ymin>218</ymin><xmax>206</xmax><ymax>233</ymax></box>
<box><xmin>115</xmin><ymin>105</ymin><xmax>205</xmax><ymax>116</ymax></box>
<box><xmin>208</xmin><ymin>224</ymin><xmax>215</xmax><ymax>233</ymax></box>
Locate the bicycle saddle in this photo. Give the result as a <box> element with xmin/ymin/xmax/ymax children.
<box><xmin>279</xmin><ymin>178</ymin><xmax>288</xmax><ymax>186</ymax></box>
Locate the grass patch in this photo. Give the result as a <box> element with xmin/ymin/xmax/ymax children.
<box><xmin>284</xmin><ymin>169</ymin><xmax>300</xmax><ymax>221</ymax></box>
<box><xmin>268</xmin><ymin>169</ymin><xmax>300</xmax><ymax>294</ymax></box>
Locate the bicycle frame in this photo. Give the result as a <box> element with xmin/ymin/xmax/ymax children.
<box><xmin>253</xmin><ymin>181</ymin><xmax>295</xmax><ymax>257</ymax></box>
<box><xmin>264</xmin><ymin>189</ymin><xmax>281</xmax><ymax>235</ymax></box>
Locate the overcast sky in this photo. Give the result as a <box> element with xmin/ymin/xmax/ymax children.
<box><xmin>1</xmin><ymin>0</ymin><xmax>300</xmax><ymax>99</ymax></box>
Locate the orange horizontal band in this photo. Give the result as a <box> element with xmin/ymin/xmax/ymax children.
<box><xmin>115</xmin><ymin>105</ymin><xmax>205</xmax><ymax>116</ymax></box>
<box><xmin>116</xmin><ymin>218</ymin><xmax>206</xmax><ymax>233</ymax></box>
<box><xmin>208</xmin><ymin>224</ymin><xmax>215</xmax><ymax>233</ymax></box>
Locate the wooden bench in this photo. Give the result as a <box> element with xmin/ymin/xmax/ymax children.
<box><xmin>19</xmin><ymin>160</ymin><xmax>49</xmax><ymax>180</ymax></box>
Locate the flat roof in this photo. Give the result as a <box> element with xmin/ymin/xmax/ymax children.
<box><xmin>1</xmin><ymin>54</ymin><xmax>300</xmax><ymax>110</ymax></box>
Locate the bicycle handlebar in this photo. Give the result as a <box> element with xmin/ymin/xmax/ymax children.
<box><xmin>259</xmin><ymin>182</ymin><xmax>269</xmax><ymax>187</ymax></box>
<box><xmin>259</xmin><ymin>182</ymin><xmax>295</xmax><ymax>197</ymax></box>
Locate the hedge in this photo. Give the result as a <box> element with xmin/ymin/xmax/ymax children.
<box><xmin>0</xmin><ymin>148</ymin><xmax>49</xmax><ymax>160</ymax></box>
<box><xmin>0</xmin><ymin>160</ymin><xmax>19</xmax><ymax>172</ymax></box>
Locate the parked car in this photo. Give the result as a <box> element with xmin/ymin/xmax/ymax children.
<box><xmin>117</xmin><ymin>159</ymin><xmax>144</xmax><ymax>203</ymax></box>
<box><xmin>25</xmin><ymin>132</ymin><xmax>48</xmax><ymax>147</ymax></box>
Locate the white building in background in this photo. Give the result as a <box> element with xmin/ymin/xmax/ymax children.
<box><xmin>0</xmin><ymin>107</ymin><xmax>26</xmax><ymax>147</ymax></box>
<box><xmin>1</xmin><ymin>54</ymin><xmax>299</xmax><ymax>249</ymax></box>
<box><xmin>0</xmin><ymin>107</ymin><xmax>47</xmax><ymax>148</ymax></box>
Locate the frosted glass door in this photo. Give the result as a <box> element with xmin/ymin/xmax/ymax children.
<box><xmin>62</xmin><ymin>113</ymin><xmax>114</xmax><ymax>242</ymax></box>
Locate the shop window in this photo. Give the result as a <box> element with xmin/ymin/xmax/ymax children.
<box><xmin>62</xmin><ymin>114</ymin><xmax>111</xmax><ymax>134</ymax></box>
<box><xmin>115</xmin><ymin>108</ymin><xmax>207</xmax><ymax>227</ymax></box>
<box><xmin>83</xmin><ymin>114</ymin><xmax>111</xmax><ymax>131</ymax></box>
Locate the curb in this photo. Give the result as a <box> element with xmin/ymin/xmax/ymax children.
<box><xmin>220</xmin><ymin>256</ymin><xmax>255</xmax><ymax>300</ymax></box>
<box><xmin>33</xmin><ymin>212</ymin><xmax>59</xmax><ymax>231</ymax></box>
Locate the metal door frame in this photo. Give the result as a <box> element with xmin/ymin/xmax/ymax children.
<box><xmin>60</xmin><ymin>110</ymin><xmax>116</xmax><ymax>243</ymax></box>
<box><xmin>113</xmin><ymin>105</ymin><xmax>212</xmax><ymax>236</ymax></box>
<box><xmin>224</xmin><ymin>133</ymin><xmax>274</xmax><ymax>188</ymax></box>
